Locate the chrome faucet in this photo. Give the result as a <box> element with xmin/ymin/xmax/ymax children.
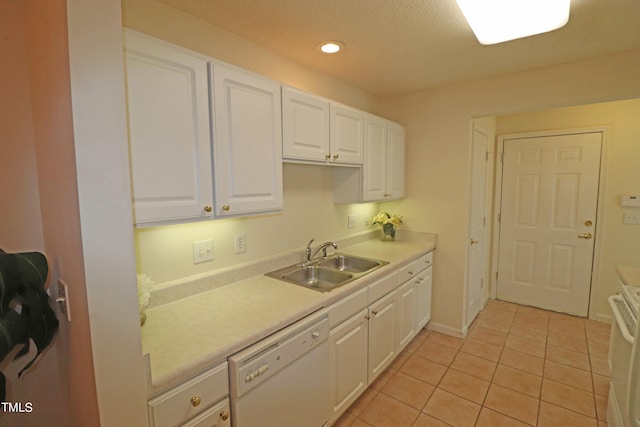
<box><xmin>304</xmin><ymin>238</ymin><xmax>338</xmax><ymax>263</ymax></box>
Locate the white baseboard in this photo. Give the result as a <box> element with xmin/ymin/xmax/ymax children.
<box><xmin>427</xmin><ymin>321</ymin><xmax>467</xmax><ymax>338</ymax></box>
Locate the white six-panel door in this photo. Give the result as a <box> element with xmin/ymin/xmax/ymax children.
<box><xmin>497</xmin><ymin>132</ymin><xmax>602</xmax><ymax>316</ymax></box>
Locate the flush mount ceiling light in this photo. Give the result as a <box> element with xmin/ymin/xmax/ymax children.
<box><xmin>455</xmin><ymin>0</ymin><xmax>570</xmax><ymax>45</ymax></box>
<box><xmin>318</xmin><ymin>41</ymin><xmax>344</xmax><ymax>54</ymax></box>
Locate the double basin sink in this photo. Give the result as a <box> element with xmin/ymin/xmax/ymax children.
<box><xmin>266</xmin><ymin>254</ymin><xmax>389</xmax><ymax>293</ymax></box>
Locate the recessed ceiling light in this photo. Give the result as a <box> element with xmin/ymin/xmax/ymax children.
<box><xmin>456</xmin><ymin>0</ymin><xmax>570</xmax><ymax>45</ymax></box>
<box><xmin>318</xmin><ymin>41</ymin><xmax>344</xmax><ymax>54</ymax></box>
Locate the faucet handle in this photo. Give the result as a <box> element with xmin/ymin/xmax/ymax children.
<box><xmin>306</xmin><ymin>238</ymin><xmax>315</xmax><ymax>248</ymax></box>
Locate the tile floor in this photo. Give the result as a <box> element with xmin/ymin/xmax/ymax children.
<box><xmin>334</xmin><ymin>300</ymin><xmax>611</xmax><ymax>427</ymax></box>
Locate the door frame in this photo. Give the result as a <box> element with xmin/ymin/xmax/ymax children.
<box><xmin>490</xmin><ymin>126</ymin><xmax>610</xmax><ymax>319</ymax></box>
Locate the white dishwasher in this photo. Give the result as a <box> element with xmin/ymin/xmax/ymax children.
<box><xmin>229</xmin><ymin>310</ymin><xmax>330</xmax><ymax>427</ymax></box>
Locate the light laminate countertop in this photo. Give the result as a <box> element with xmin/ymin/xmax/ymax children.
<box><xmin>142</xmin><ymin>233</ymin><xmax>436</xmax><ymax>395</ymax></box>
<box><xmin>617</xmin><ymin>265</ymin><xmax>640</xmax><ymax>287</ymax></box>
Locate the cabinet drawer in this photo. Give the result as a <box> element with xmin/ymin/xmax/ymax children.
<box><xmin>368</xmin><ymin>272</ymin><xmax>398</xmax><ymax>303</ymax></box>
<box><xmin>416</xmin><ymin>251</ymin><xmax>433</xmax><ymax>271</ymax></box>
<box><xmin>329</xmin><ymin>287</ymin><xmax>368</xmax><ymax>329</ymax></box>
<box><xmin>180</xmin><ymin>397</ymin><xmax>230</xmax><ymax>427</ymax></box>
<box><xmin>149</xmin><ymin>362</ymin><xmax>229</xmax><ymax>427</ymax></box>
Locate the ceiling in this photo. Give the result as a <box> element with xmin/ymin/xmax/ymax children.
<box><xmin>156</xmin><ymin>0</ymin><xmax>640</xmax><ymax>97</ymax></box>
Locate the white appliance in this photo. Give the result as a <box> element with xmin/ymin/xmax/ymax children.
<box><xmin>608</xmin><ymin>267</ymin><xmax>640</xmax><ymax>427</ymax></box>
<box><xmin>228</xmin><ymin>310</ymin><xmax>330</xmax><ymax>427</ymax></box>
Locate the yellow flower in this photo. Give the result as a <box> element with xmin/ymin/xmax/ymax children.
<box><xmin>372</xmin><ymin>211</ymin><xmax>403</xmax><ymax>226</ymax></box>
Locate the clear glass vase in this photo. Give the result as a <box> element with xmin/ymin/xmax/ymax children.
<box><xmin>381</xmin><ymin>223</ymin><xmax>396</xmax><ymax>241</ymax></box>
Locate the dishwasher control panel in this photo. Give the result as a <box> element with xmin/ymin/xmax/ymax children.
<box><xmin>229</xmin><ymin>311</ymin><xmax>329</xmax><ymax>397</ymax></box>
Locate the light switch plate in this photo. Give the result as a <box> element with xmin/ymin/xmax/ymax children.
<box><xmin>234</xmin><ymin>233</ymin><xmax>246</xmax><ymax>254</ymax></box>
<box><xmin>623</xmin><ymin>211</ymin><xmax>640</xmax><ymax>225</ymax></box>
<box><xmin>348</xmin><ymin>215</ymin><xmax>356</xmax><ymax>229</ymax></box>
<box><xmin>193</xmin><ymin>239</ymin><xmax>214</xmax><ymax>264</ymax></box>
<box><xmin>57</xmin><ymin>278</ymin><xmax>72</xmax><ymax>322</ymax></box>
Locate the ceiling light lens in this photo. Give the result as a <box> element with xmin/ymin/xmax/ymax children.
<box><xmin>320</xmin><ymin>42</ymin><xmax>343</xmax><ymax>54</ymax></box>
<box><xmin>456</xmin><ymin>0</ymin><xmax>570</xmax><ymax>45</ymax></box>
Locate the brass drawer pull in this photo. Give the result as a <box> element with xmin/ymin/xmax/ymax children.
<box><xmin>190</xmin><ymin>396</ymin><xmax>201</xmax><ymax>407</ymax></box>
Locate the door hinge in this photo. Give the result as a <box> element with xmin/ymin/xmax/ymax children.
<box><xmin>480</xmin><ymin>278</ymin><xmax>484</xmax><ymax>288</ymax></box>
<box><xmin>495</xmin><ymin>271</ymin><xmax>499</xmax><ymax>280</ymax></box>
<box><xmin>485</xmin><ymin>151</ymin><xmax>489</xmax><ymax>161</ymax></box>
<box><xmin>483</xmin><ymin>216</ymin><xmax>486</xmax><ymax>226</ymax></box>
<box><xmin>501</xmin><ymin>152</ymin><xmax>505</xmax><ymax>162</ymax></box>
<box><xmin>498</xmin><ymin>213</ymin><xmax>501</xmax><ymax>223</ymax></box>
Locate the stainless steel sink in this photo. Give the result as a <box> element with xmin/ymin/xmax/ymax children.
<box><xmin>266</xmin><ymin>253</ymin><xmax>388</xmax><ymax>293</ymax></box>
<box><xmin>318</xmin><ymin>254</ymin><xmax>382</xmax><ymax>273</ymax></box>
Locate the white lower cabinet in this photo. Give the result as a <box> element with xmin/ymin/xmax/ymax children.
<box><xmin>396</xmin><ymin>279</ymin><xmax>417</xmax><ymax>351</ymax></box>
<box><xmin>148</xmin><ymin>362</ymin><xmax>230</xmax><ymax>427</ymax></box>
<box><xmin>367</xmin><ymin>290</ymin><xmax>398</xmax><ymax>383</ymax></box>
<box><xmin>416</xmin><ymin>264</ymin><xmax>433</xmax><ymax>329</ymax></box>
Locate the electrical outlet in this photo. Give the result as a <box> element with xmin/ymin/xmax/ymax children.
<box><xmin>234</xmin><ymin>233</ymin><xmax>246</xmax><ymax>254</ymax></box>
<box><xmin>348</xmin><ymin>215</ymin><xmax>356</xmax><ymax>229</ymax></box>
<box><xmin>193</xmin><ymin>240</ymin><xmax>214</xmax><ymax>264</ymax></box>
<box><xmin>623</xmin><ymin>211</ymin><xmax>640</xmax><ymax>225</ymax></box>
<box><xmin>57</xmin><ymin>278</ymin><xmax>72</xmax><ymax>322</ymax></box>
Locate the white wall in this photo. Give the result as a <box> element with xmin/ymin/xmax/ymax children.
<box><xmin>380</xmin><ymin>50</ymin><xmax>640</xmax><ymax>333</ymax></box>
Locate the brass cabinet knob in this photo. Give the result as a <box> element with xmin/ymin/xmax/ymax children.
<box><xmin>204</xmin><ymin>205</ymin><xmax>212</xmax><ymax>213</ymax></box>
<box><xmin>219</xmin><ymin>410</ymin><xmax>230</xmax><ymax>421</ymax></box>
<box><xmin>371</xmin><ymin>310</ymin><xmax>378</xmax><ymax>316</ymax></box>
<box><xmin>325</xmin><ymin>154</ymin><xmax>331</xmax><ymax>160</ymax></box>
<box><xmin>333</xmin><ymin>154</ymin><xmax>339</xmax><ymax>160</ymax></box>
<box><xmin>190</xmin><ymin>396</ymin><xmax>201</xmax><ymax>407</ymax></box>
<box><xmin>222</xmin><ymin>205</ymin><xmax>230</xmax><ymax>211</ymax></box>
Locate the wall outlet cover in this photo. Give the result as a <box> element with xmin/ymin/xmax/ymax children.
<box><xmin>193</xmin><ymin>239</ymin><xmax>214</xmax><ymax>264</ymax></box>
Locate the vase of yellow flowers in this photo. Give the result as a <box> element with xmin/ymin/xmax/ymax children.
<box><xmin>372</xmin><ymin>211</ymin><xmax>403</xmax><ymax>241</ymax></box>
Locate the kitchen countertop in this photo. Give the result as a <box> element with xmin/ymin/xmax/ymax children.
<box><xmin>141</xmin><ymin>233</ymin><xmax>436</xmax><ymax>395</ymax></box>
<box><xmin>617</xmin><ymin>265</ymin><xmax>640</xmax><ymax>287</ymax></box>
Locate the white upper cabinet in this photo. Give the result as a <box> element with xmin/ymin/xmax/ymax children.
<box><xmin>211</xmin><ymin>64</ymin><xmax>283</xmax><ymax>216</ymax></box>
<box><xmin>385</xmin><ymin>121</ymin><xmax>406</xmax><ymax>200</ymax></box>
<box><xmin>330</xmin><ymin>103</ymin><xmax>364</xmax><ymax>165</ymax></box>
<box><xmin>282</xmin><ymin>88</ymin><xmax>363</xmax><ymax>165</ymax></box>
<box><xmin>333</xmin><ymin>115</ymin><xmax>406</xmax><ymax>203</ymax></box>
<box><xmin>282</xmin><ymin>87</ymin><xmax>330</xmax><ymax>161</ymax></box>
<box><xmin>124</xmin><ymin>30</ymin><xmax>214</xmax><ymax>225</ymax></box>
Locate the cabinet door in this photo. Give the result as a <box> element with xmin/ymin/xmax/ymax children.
<box><xmin>362</xmin><ymin>114</ymin><xmax>388</xmax><ymax>201</ymax></box>
<box><xmin>330</xmin><ymin>103</ymin><xmax>364</xmax><ymax>164</ymax></box>
<box><xmin>416</xmin><ymin>267</ymin><xmax>433</xmax><ymax>330</ymax></box>
<box><xmin>386</xmin><ymin>121</ymin><xmax>406</xmax><ymax>200</ymax></box>
<box><xmin>212</xmin><ymin>64</ymin><xmax>283</xmax><ymax>216</ymax></box>
<box><xmin>282</xmin><ymin>87</ymin><xmax>330</xmax><ymax>162</ymax></box>
<box><xmin>124</xmin><ymin>30</ymin><xmax>213</xmax><ymax>225</ymax></box>
<box><xmin>396</xmin><ymin>280</ymin><xmax>417</xmax><ymax>350</ymax></box>
<box><xmin>368</xmin><ymin>291</ymin><xmax>397</xmax><ymax>383</ymax></box>
<box><xmin>329</xmin><ymin>310</ymin><xmax>368</xmax><ymax>420</ymax></box>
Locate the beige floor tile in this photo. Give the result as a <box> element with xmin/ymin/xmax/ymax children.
<box><xmin>512</xmin><ymin>313</ymin><xmax>549</xmax><ymax>331</ymax></box>
<box><xmin>548</xmin><ymin>321</ymin><xmax>586</xmax><ymax>338</ymax></box>
<box><xmin>460</xmin><ymin>339</ymin><xmax>503</xmax><ymax>362</ymax></box>
<box><xmin>415</xmin><ymin>339</ymin><xmax>458</xmax><ymax>366</ymax></box>
<box><xmin>516</xmin><ymin>305</ymin><xmax>550</xmax><ymax>318</ymax></box>
<box><xmin>479</xmin><ymin>309</ymin><xmax>516</xmax><ymax>325</ymax></box>
<box><xmin>359</xmin><ymin>392</ymin><xmax>420</xmax><ymax>427</ymax></box>
<box><xmin>510</xmin><ymin>324</ymin><xmax>547</xmax><ymax>343</ymax></box>
<box><xmin>370</xmin><ymin>366</ymin><xmax>396</xmax><ymax>391</ymax></box>
<box><xmin>598</xmin><ymin>421</ymin><xmax>608</xmax><ymax>427</ymax></box>
<box><xmin>587</xmin><ymin>329</ymin><xmax>611</xmax><ymax>346</ymax></box>
<box><xmin>404</xmin><ymin>335</ymin><xmax>426</xmax><ymax>354</ymax></box>
<box><xmin>547</xmin><ymin>333</ymin><xmax>588</xmax><ymax>354</ymax></box>
<box><xmin>450</xmin><ymin>351</ymin><xmax>497</xmax><ymax>381</ymax></box>
<box><xmin>391</xmin><ymin>350</ymin><xmax>411</xmax><ymax>370</ymax></box>
<box><xmin>382</xmin><ymin>371</ymin><xmax>435</xmax><ymax>410</ymax></box>
<box><xmin>400</xmin><ymin>354</ymin><xmax>448</xmax><ymax>386</ymax></box>
<box><xmin>548</xmin><ymin>312</ymin><xmax>586</xmax><ymax>328</ymax></box>
<box><xmin>544</xmin><ymin>360</ymin><xmax>593</xmax><ymax>392</ymax></box>
<box><xmin>484</xmin><ymin>384</ymin><xmax>539</xmax><ymax>426</ymax></box>
<box><xmin>541</xmin><ymin>378</ymin><xmax>596</xmax><ymax>418</ymax></box>
<box><xmin>585</xmin><ymin>319</ymin><xmax>611</xmax><ymax>334</ymax></box>
<box><xmin>475</xmin><ymin>407</ymin><xmax>530</xmax><ymax>427</ymax></box>
<box><xmin>467</xmin><ymin>325</ymin><xmax>508</xmax><ymax>347</ymax></box>
<box><xmin>499</xmin><ymin>348</ymin><xmax>544</xmax><ymax>376</ymax></box>
<box><xmin>423</xmin><ymin>388</ymin><xmax>481</xmax><ymax>427</ymax></box>
<box><xmin>426</xmin><ymin>331</ymin><xmax>464</xmax><ymax>350</ymax></box>
<box><xmin>487</xmin><ymin>300</ymin><xmax>519</xmax><ymax>312</ymax></box>
<box><xmin>492</xmin><ymin>364</ymin><xmax>542</xmax><ymax>398</ymax></box>
<box><xmin>545</xmin><ymin>345</ymin><xmax>591</xmax><ymax>371</ymax></box>
<box><xmin>537</xmin><ymin>401</ymin><xmax>598</xmax><ymax>427</ymax></box>
<box><xmin>348</xmin><ymin>387</ymin><xmax>378</xmax><ymax>416</ymax></box>
<box><xmin>333</xmin><ymin>412</ymin><xmax>358</xmax><ymax>427</ymax></box>
<box><xmin>590</xmin><ymin>356</ymin><xmax>610</xmax><ymax>376</ymax></box>
<box><xmin>351</xmin><ymin>419</ymin><xmax>374</xmax><ymax>427</ymax></box>
<box><xmin>592</xmin><ymin>373</ymin><xmax>610</xmax><ymax>397</ymax></box>
<box><xmin>412</xmin><ymin>413</ymin><xmax>453</xmax><ymax>427</ymax></box>
<box><xmin>438</xmin><ymin>368</ymin><xmax>490</xmax><ymax>404</ymax></box>
<box><xmin>588</xmin><ymin>341</ymin><xmax>609</xmax><ymax>359</ymax></box>
<box><xmin>505</xmin><ymin>334</ymin><xmax>546</xmax><ymax>358</ymax></box>
<box><xmin>475</xmin><ymin>317</ymin><xmax>512</xmax><ymax>333</ymax></box>
<box><xmin>595</xmin><ymin>394</ymin><xmax>608</xmax><ymax>421</ymax></box>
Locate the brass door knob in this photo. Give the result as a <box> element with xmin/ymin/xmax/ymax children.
<box><xmin>190</xmin><ymin>396</ymin><xmax>201</xmax><ymax>407</ymax></box>
<box><xmin>204</xmin><ymin>205</ymin><xmax>212</xmax><ymax>213</ymax></box>
<box><xmin>222</xmin><ymin>205</ymin><xmax>230</xmax><ymax>211</ymax></box>
<box><xmin>578</xmin><ymin>232</ymin><xmax>592</xmax><ymax>239</ymax></box>
<box><xmin>219</xmin><ymin>410</ymin><xmax>230</xmax><ymax>421</ymax></box>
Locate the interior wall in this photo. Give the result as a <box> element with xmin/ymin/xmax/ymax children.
<box><xmin>495</xmin><ymin>98</ymin><xmax>640</xmax><ymax>320</ymax></box>
<box><xmin>379</xmin><ymin>49</ymin><xmax>640</xmax><ymax>332</ymax></box>
<box><xmin>0</xmin><ymin>2</ymin><xmax>68</xmax><ymax>426</ymax></box>
<box><xmin>123</xmin><ymin>0</ymin><xmax>384</xmax><ymax>285</ymax></box>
